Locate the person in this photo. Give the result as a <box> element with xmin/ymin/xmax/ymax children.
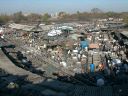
<box><xmin>104</xmin><ymin>67</ymin><xmax>111</xmax><ymax>76</ymax></box>
<box><xmin>68</xmin><ymin>50</ymin><xmax>71</xmax><ymax>56</ymax></box>
<box><xmin>84</xmin><ymin>63</ymin><xmax>88</xmax><ymax>73</ymax></box>
<box><xmin>90</xmin><ymin>63</ymin><xmax>95</xmax><ymax>73</ymax></box>
<box><xmin>98</xmin><ymin>63</ymin><xmax>104</xmax><ymax>71</ymax></box>
<box><xmin>77</xmin><ymin>53</ymin><xmax>81</xmax><ymax>61</ymax></box>
<box><xmin>102</xmin><ymin>44</ymin><xmax>106</xmax><ymax>51</ymax></box>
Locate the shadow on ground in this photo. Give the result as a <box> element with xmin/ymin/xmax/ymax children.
<box><xmin>0</xmin><ymin>45</ymin><xmax>128</xmax><ymax>96</ymax></box>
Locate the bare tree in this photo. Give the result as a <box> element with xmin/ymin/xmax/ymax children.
<box><xmin>91</xmin><ymin>8</ymin><xmax>102</xmax><ymax>13</ymax></box>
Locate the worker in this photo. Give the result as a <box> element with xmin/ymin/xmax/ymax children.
<box><xmin>98</xmin><ymin>63</ymin><xmax>104</xmax><ymax>71</ymax></box>
<box><xmin>90</xmin><ymin>63</ymin><xmax>95</xmax><ymax>73</ymax></box>
<box><xmin>84</xmin><ymin>63</ymin><xmax>88</xmax><ymax>73</ymax></box>
<box><xmin>104</xmin><ymin>67</ymin><xmax>111</xmax><ymax>76</ymax></box>
<box><xmin>67</xmin><ymin>50</ymin><xmax>71</xmax><ymax>57</ymax></box>
<box><xmin>77</xmin><ymin>53</ymin><xmax>81</xmax><ymax>61</ymax></box>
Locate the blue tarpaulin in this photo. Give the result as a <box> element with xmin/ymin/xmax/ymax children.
<box><xmin>80</xmin><ymin>40</ymin><xmax>89</xmax><ymax>49</ymax></box>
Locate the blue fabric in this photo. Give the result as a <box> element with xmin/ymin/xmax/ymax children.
<box><xmin>90</xmin><ymin>63</ymin><xmax>95</xmax><ymax>72</ymax></box>
<box><xmin>80</xmin><ymin>40</ymin><xmax>89</xmax><ymax>49</ymax></box>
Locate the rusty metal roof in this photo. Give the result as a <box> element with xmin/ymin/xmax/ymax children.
<box><xmin>89</xmin><ymin>44</ymin><xmax>99</xmax><ymax>49</ymax></box>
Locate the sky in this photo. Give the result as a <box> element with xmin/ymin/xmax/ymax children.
<box><xmin>0</xmin><ymin>0</ymin><xmax>128</xmax><ymax>14</ymax></box>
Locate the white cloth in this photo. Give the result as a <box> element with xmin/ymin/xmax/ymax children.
<box><xmin>73</xmin><ymin>50</ymin><xmax>78</xmax><ymax>53</ymax></box>
<box><xmin>48</xmin><ymin>29</ymin><xmax>62</xmax><ymax>36</ymax></box>
<box><xmin>60</xmin><ymin>61</ymin><xmax>67</xmax><ymax>67</ymax></box>
<box><xmin>77</xmin><ymin>54</ymin><xmax>81</xmax><ymax>59</ymax></box>
<box><xmin>68</xmin><ymin>50</ymin><xmax>71</xmax><ymax>54</ymax></box>
<box><xmin>112</xmin><ymin>59</ymin><xmax>121</xmax><ymax>65</ymax></box>
<box><xmin>113</xmin><ymin>46</ymin><xmax>117</xmax><ymax>51</ymax></box>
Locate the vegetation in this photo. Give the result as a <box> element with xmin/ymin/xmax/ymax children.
<box><xmin>27</xmin><ymin>13</ymin><xmax>42</xmax><ymax>22</ymax></box>
<box><xmin>0</xmin><ymin>8</ymin><xmax>128</xmax><ymax>24</ymax></box>
<box><xmin>42</xmin><ymin>13</ymin><xmax>51</xmax><ymax>24</ymax></box>
<box><xmin>11</xmin><ymin>11</ymin><xmax>27</xmax><ymax>23</ymax></box>
<box><xmin>0</xmin><ymin>14</ymin><xmax>10</xmax><ymax>24</ymax></box>
<box><xmin>122</xmin><ymin>12</ymin><xmax>128</xmax><ymax>25</ymax></box>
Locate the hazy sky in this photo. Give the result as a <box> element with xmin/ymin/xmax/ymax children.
<box><xmin>0</xmin><ymin>0</ymin><xmax>128</xmax><ymax>14</ymax></box>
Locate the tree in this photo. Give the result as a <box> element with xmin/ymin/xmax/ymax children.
<box><xmin>0</xmin><ymin>14</ymin><xmax>10</xmax><ymax>24</ymax></box>
<box><xmin>42</xmin><ymin>13</ymin><xmax>51</xmax><ymax>24</ymax></box>
<box><xmin>91</xmin><ymin>8</ymin><xmax>102</xmax><ymax>13</ymax></box>
<box><xmin>27</xmin><ymin>13</ymin><xmax>42</xmax><ymax>22</ymax></box>
<box><xmin>123</xmin><ymin>16</ymin><xmax>128</xmax><ymax>25</ymax></box>
<box><xmin>58</xmin><ymin>12</ymin><xmax>67</xmax><ymax>18</ymax></box>
<box><xmin>76</xmin><ymin>11</ymin><xmax>80</xmax><ymax>20</ymax></box>
<box><xmin>12</xmin><ymin>11</ymin><xmax>26</xmax><ymax>23</ymax></box>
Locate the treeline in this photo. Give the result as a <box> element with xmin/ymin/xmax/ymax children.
<box><xmin>58</xmin><ymin>11</ymin><xmax>128</xmax><ymax>23</ymax></box>
<box><xmin>0</xmin><ymin>10</ymin><xmax>128</xmax><ymax>25</ymax></box>
<box><xmin>0</xmin><ymin>11</ymin><xmax>51</xmax><ymax>24</ymax></box>
<box><xmin>57</xmin><ymin>8</ymin><xmax>128</xmax><ymax>23</ymax></box>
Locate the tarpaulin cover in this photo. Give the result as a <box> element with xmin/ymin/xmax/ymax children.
<box><xmin>80</xmin><ymin>40</ymin><xmax>89</xmax><ymax>49</ymax></box>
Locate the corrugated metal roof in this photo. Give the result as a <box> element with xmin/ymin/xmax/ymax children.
<box><xmin>30</xmin><ymin>25</ymin><xmax>43</xmax><ymax>32</ymax></box>
<box><xmin>121</xmin><ymin>31</ymin><xmax>128</xmax><ymax>37</ymax></box>
<box><xmin>89</xmin><ymin>44</ymin><xmax>99</xmax><ymax>49</ymax></box>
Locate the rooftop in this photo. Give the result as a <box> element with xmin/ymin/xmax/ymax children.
<box><xmin>121</xmin><ymin>31</ymin><xmax>128</xmax><ymax>37</ymax></box>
